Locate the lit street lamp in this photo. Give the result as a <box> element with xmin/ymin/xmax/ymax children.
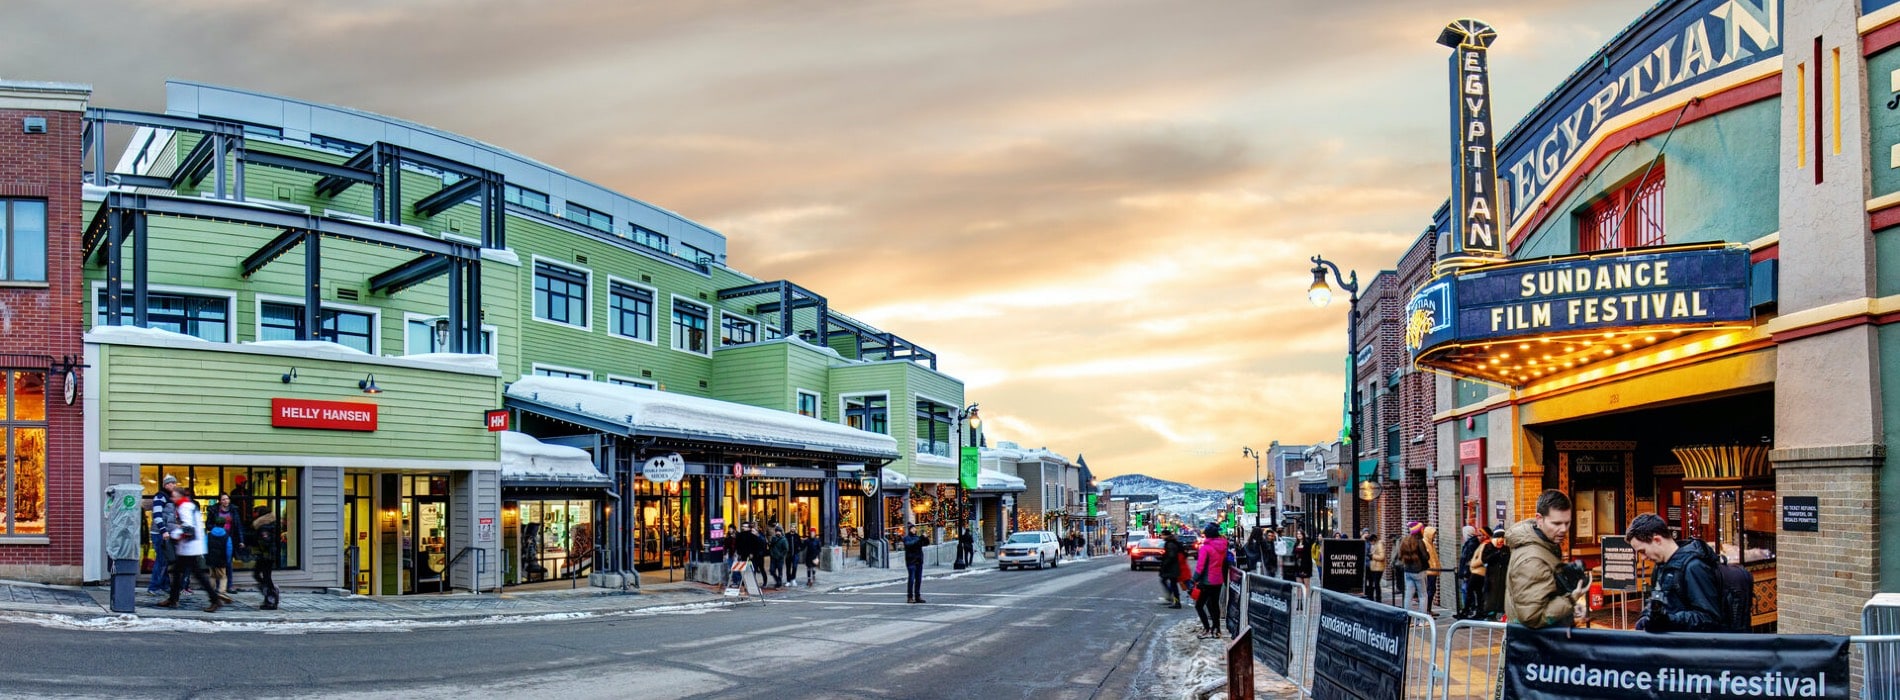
<box><xmin>1308</xmin><ymin>254</ymin><xmax>1362</xmax><ymax>536</ymax></box>
<box><xmin>954</xmin><ymin>403</ymin><xmax>981</xmax><ymax>561</ymax></box>
<box><xmin>1242</xmin><ymin>446</ymin><xmax>1263</xmax><ymax>529</ymax></box>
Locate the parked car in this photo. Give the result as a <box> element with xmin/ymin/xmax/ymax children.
<box><xmin>1176</xmin><ymin>530</ymin><xmax>1200</xmax><ymax>553</ymax></box>
<box><xmin>998</xmin><ymin>531</ymin><xmax>1061</xmax><ymax>570</ymax></box>
<box><xmin>1127</xmin><ymin>538</ymin><xmax>1166</xmax><ymax>570</ymax></box>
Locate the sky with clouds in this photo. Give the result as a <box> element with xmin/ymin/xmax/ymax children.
<box><xmin>11</xmin><ymin>0</ymin><xmax>1654</xmax><ymax>489</ymax></box>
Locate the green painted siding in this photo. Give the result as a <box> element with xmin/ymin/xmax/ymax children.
<box><xmin>1870</xmin><ymin>46</ymin><xmax>1900</xmax><ymax>200</ymax></box>
<box><xmin>1514</xmin><ymin>100</ymin><xmax>1780</xmax><ymax>258</ymax></box>
<box><xmin>1880</xmin><ymin>324</ymin><xmax>1900</xmax><ymax>588</ymax></box>
<box><xmin>99</xmin><ymin>342</ymin><xmax>499</xmax><ymax>462</ymax></box>
<box><xmin>711</xmin><ymin>343</ymin><xmax>789</xmax><ymax>410</ymax></box>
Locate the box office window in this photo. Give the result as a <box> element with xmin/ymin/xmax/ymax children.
<box><xmin>1</xmin><ymin>371</ymin><xmax>47</xmax><ymax>535</ymax></box>
<box><xmin>140</xmin><ymin>465</ymin><xmax>301</xmax><ymax>570</ymax></box>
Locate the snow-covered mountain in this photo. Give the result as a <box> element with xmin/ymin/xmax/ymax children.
<box><xmin>1099</xmin><ymin>474</ymin><xmax>1244</xmax><ymax>524</ymax></box>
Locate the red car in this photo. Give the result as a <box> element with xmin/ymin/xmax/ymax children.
<box><xmin>1127</xmin><ymin>538</ymin><xmax>1166</xmax><ymax>571</ymax></box>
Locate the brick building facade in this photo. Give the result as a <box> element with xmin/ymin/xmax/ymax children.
<box><xmin>0</xmin><ymin>82</ymin><xmax>90</xmax><ymax>584</ymax></box>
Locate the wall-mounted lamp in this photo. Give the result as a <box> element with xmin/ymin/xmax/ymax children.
<box><xmin>281</xmin><ymin>368</ymin><xmax>298</xmax><ymax>384</ymax></box>
<box><xmin>359</xmin><ymin>373</ymin><xmax>382</xmax><ymax>394</ymax></box>
<box><xmin>432</xmin><ymin>317</ymin><xmax>452</xmax><ymax>349</ymax></box>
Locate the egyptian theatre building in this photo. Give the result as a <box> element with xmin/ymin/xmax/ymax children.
<box><xmin>1402</xmin><ymin>0</ymin><xmax>1900</xmax><ymax>634</ymax></box>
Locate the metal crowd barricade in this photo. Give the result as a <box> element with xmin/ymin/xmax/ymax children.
<box><xmin>1434</xmin><ymin>619</ymin><xmax>1507</xmax><ymax>700</ymax></box>
<box><xmin>1400</xmin><ymin>607</ymin><xmax>1440</xmax><ymax>700</ymax></box>
<box><xmin>1864</xmin><ymin>593</ymin><xmax>1900</xmax><ymax>700</ymax></box>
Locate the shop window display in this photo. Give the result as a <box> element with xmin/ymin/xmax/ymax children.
<box><xmin>139</xmin><ymin>465</ymin><xmax>300</xmax><ymax>570</ymax></box>
<box><xmin>1</xmin><ymin>371</ymin><xmax>46</xmax><ymax>536</ymax></box>
<box><xmin>518</xmin><ymin>500</ymin><xmax>595</xmax><ymax>581</ymax></box>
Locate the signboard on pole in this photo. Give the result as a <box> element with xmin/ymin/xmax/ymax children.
<box><xmin>959</xmin><ymin>447</ymin><xmax>980</xmax><ymax>490</ymax></box>
<box><xmin>1243</xmin><ymin>482</ymin><xmax>1258</xmax><ymax>513</ymax></box>
<box><xmin>643</xmin><ymin>453</ymin><xmax>686</xmax><ymax>483</ymax></box>
<box><xmin>1501</xmin><ymin>626</ymin><xmax>1848</xmax><ymax>699</ymax></box>
<box><xmin>1248</xmin><ymin>573</ymin><xmax>1296</xmax><ymax>678</ymax></box>
<box><xmin>1313</xmin><ymin>588</ymin><xmax>1411</xmax><ymax>699</ymax></box>
<box><xmin>1599</xmin><ymin>535</ymin><xmax>1638</xmax><ymax>592</ymax></box>
<box><xmin>1321</xmin><ymin>538</ymin><xmax>1366</xmax><ymax>595</ymax></box>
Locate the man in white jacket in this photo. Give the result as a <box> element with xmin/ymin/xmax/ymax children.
<box><xmin>155</xmin><ymin>488</ymin><xmax>232</xmax><ymax>612</ymax></box>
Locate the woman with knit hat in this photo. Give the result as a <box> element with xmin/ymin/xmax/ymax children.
<box><xmin>1396</xmin><ymin>522</ymin><xmax>1428</xmax><ymax>614</ymax></box>
<box><xmin>1191</xmin><ymin>523</ymin><xmax>1230</xmax><ymax>639</ymax></box>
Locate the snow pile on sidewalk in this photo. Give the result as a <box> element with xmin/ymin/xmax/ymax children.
<box><xmin>1140</xmin><ymin>618</ymin><xmax>1301</xmax><ymax>700</ymax></box>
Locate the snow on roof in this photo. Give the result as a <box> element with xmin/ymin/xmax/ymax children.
<box><xmin>244</xmin><ymin>340</ymin><xmax>370</xmax><ymax>356</ymax></box>
<box><xmin>879</xmin><ymin>468</ymin><xmax>910</xmax><ymax>489</ymax></box>
<box><xmin>396</xmin><ymin>353</ymin><xmax>499</xmax><ymax>372</ymax></box>
<box><xmin>980</xmin><ymin>446</ymin><xmax>1026</xmax><ymax>462</ymax></box>
<box><xmin>977</xmin><ymin>469</ymin><xmax>1026</xmax><ymax>491</ymax></box>
<box><xmin>981</xmin><ymin>445</ymin><xmax>1069</xmax><ymax>466</ymax></box>
<box><xmin>480</xmin><ymin>248</ymin><xmax>522</xmax><ymax>266</ymax></box>
<box><xmin>506</xmin><ymin>376</ymin><xmax>899</xmax><ymax>458</ymax></box>
<box><xmin>500</xmin><ymin>431</ymin><xmax>608</xmax><ymax>484</ymax></box>
<box><xmin>913</xmin><ymin>453</ymin><xmax>955</xmax><ymax>470</ymax></box>
<box><xmin>85</xmin><ymin>326</ymin><xmax>212</xmax><ymax>345</ymax></box>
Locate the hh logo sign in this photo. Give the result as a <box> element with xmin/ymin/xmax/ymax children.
<box><xmin>271</xmin><ymin>398</ymin><xmax>378</xmax><ymax>432</ymax></box>
<box><xmin>485</xmin><ymin>409</ymin><xmax>510</xmax><ymax>432</ymax></box>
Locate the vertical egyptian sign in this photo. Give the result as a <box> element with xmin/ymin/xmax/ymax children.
<box><xmin>1438</xmin><ymin>19</ymin><xmax>1503</xmax><ymax>260</ymax></box>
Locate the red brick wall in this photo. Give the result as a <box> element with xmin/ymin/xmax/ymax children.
<box><xmin>0</xmin><ymin>106</ymin><xmax>86</xmax><ymax>583</ymax></box>
<box><xmin>1388</xmin><ymin>230</ymin><xmax>1441</xmax><ymax>545</ymax></box>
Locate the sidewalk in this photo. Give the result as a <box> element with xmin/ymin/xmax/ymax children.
<box><xmin>0</xmin><ymin>559</ymin><xmax>989</xmax><ymax>629</ymax></box>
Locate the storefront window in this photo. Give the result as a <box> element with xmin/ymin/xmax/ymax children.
<box><xmin>518</xmin><ymin>500</ymin><xmax>595</xmax><ymax>581</ymax></box>
<box><xmin>140</xmin><ymin>465</ymin><xmax>301</xmax><ymax>569</ymax></box>
<box><xmin>2</xmin><ymin>371</ymin><xmax>47</xmax><ymax>536</ymax></box>
<box><xmin>1685</xmin><ymin>486</ymin><xmax>1774</xmax><ymax>563</ymax></box>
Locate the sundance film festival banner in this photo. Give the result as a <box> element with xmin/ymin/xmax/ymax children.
<box><xmin>1312</xmin><ymin>589</ymin><xmax>1410</xmax><ymax>700</ymax></box>
<box><xmin>1502</xmin><ymin>626</ymin><xmax>1848</xmax><ymax>699</ymax></box>
<box><xmin>1247</xmin><ymin>573</ymin><xmax>1297</xmax><ymax>678</ymax></box>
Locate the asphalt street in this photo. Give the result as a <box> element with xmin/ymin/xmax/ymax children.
<box><xmin>0</xmin><ymin>555</ymin><xmax>1200</xmax><ymax>700</ymax></box>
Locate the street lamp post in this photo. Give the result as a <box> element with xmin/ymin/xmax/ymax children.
<box><xmin>1308</xmin><ymin>254</ymin><xmax>1362</xmax><ymax>536</ymax></box>
<box><xmin>1242</xmin><ymin>446</ymin><xmax>1263</xmax><ymax>529</ymax></box>
<box><xmin>954</xmin><ymin>403</ymin><xmax>981</xmax><ymax>561</ymax></box>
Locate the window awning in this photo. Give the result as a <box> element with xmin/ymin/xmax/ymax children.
<box><xmin>501</xmin><ymin>430</ymin><xmax>611</xmax><ymax>489</ymax></box>
<box><xmin>504</xmin><ymin>376</ymin><xmax>900</xmax><ymax>461</ymax></box>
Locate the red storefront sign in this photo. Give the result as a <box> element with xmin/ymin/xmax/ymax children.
<box><xmin>1458</xmin><ymin>438</ymin><xmax>1485</xmax><ymax>465</ymax></box>
<box><xmin>271</xmin><ymin>398</ymin><xmax>378</xmax><ymax>432</ymax></box>
<box><xmin>485</xmin><ymin>409</ymin><xmax>509</xmax><ymax>432</ymax></box>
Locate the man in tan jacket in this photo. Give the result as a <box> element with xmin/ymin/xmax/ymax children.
<box><xmin>1504</xmin><ymin>490</ymin><xmax>1588</xmax><ymax>628</ymax></box>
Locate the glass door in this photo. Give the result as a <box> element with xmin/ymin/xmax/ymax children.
<box><xmin>407</xmin><ymin>498</ymin><xmax>449</xmax><ymax>593</ymax></box>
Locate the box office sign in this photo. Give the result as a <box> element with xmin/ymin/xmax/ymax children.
<box><xmin>1406</xmin><ymin>246</ymin><xmax>1752</xmax><ymax>359</ymax></box>
<box><xmin>271</xmin><ymin>398</ymin><xmax>378</xmax><ymax>431</ymax></box>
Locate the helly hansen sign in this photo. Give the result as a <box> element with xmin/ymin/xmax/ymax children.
<box><xmin>271</xmin><ymin>398</ymin><xmax>378</xmax><ymax>432</ymax></box>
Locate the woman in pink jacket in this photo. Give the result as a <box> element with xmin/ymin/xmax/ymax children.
<box><xmin>1193</xmin><ymin>523</ymin><xmax>1229</xmax><ymax>639</ymax></box>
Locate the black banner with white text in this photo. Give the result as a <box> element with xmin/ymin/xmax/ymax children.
<box><xmin>1247</xmin><ymin>573</ymin><xmax>1296</xmax><ymax>677</ymax></box>
<box><xmin>1502</xmin><ymin>625</ymin><xmax>1848</xmax><ymax>699</ymax></box>
<box><xmin>1312</xmin><ymin>588</ymin><xmax>1410</xmax><ymax>700</ymax></box>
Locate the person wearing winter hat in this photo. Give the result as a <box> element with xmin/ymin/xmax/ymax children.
<box><xmin>147</xmin><ymin>475</ymin><xmax>180</xmax><ymax>594</ymax></box>
<box><xmin>1397</xmin><ymin>522</ymin><xmax>1429</xmax><ymax>614</ymax></box>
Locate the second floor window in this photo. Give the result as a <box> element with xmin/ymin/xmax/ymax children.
<box><xmin>1579</xmin><ymin>168</ymin><xmax>1664</xmax><ymax>252</ymax></box>
<box><xmin>566</xmin><ymin>201</ymin><xmax>612</xmax><ymax>233</ymax></box>
<box><xmin>505</xmin><ymin>185</ymin><xmax>550</xmax><ymax>214</ymax></box>
<box><xmin>1</xmin><ymin>199</ymin><xmax>48</xmax><ymax>282</ymax></box>
<box><xmin>844</xmin><ymin>395</ymin><xmax>888</xmax><ymax>434</ymax></box>
<box><xmin>676</xmin><ymin>243</ymin><xmax>713</xmax><ymax>265</ymax></box>
<box><xmin>797</xmin><ymin>391</ymin><xmax>820</xmax><ymax>419</ymax></box>
<box><xmin>534</xmin><ymin>261</ymin><xmax>589</xmax><ymax>327</ymax></box>
<box><xmin>721</xmin><ymin>315</ymin><xmax>757</xmax><ymax>346</ymax></box>
<box><xmin>630</xmin><ymin>226</ymin><xmax>668</xmax><ymax>252</ymax></box>
<box><xmin>609</xmin><ymin>281</ymin><xmax>654</xmax><ymax>342</ymax></box>
<box><xmin>260</xmin><ymin>302</ymin><xmax>374</xmax><ymax>354</ymax></box>
<box><xmin>671</xmin><ymin>300</ymin><xmax>710</xmax><ymax>354</ymax></box>
<box><xmin>95</xmin><ymin>290</ymin><xmax>230</xmax><ymax>342</ymax></box>
<box><xmin>533</xmin><ymin>365</ymin><xmax>590</xmax><ymax>380</ymax></box>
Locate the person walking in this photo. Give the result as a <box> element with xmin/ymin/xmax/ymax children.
<box><xmin>1459</xmin><ymin>528</ymin><xmax>1490</xmax><ymax>619</ymax></box>
<box><xmin>735</xmin><ymin>523</ymin><xmax>768</xmax><ymax>591</ymax></box>
<box><xmin>1422</xmin><ymin>525</ymin><xmax>1443</xmax><ymax>615</ymax></box>
<box><xmin>902</xmin><ymin>525</ymin><xmax>931</xmax><ymax>604</ymax></box>
<box><xmin>1192</xmin><ymin>524</ymin><xmax>1229</xmax><ymax>639</ymax></box>
<box><xmin>803</xmin><ymin>528</ymin><xmax>823</xmax><ymax>587</ymax></box>
<box><xmin>155</xmin><ymin>488</ymin><xmax>229</xmax><ymax>612</ymax></box>
<box><xmin>1505</xmin><ymin>490</ymin><xmax>1588</xmax><ymax>629</ymax></box>
<box><xmin>1158</xmin><ymin>530</ymin><xmax>1186</xmax><ymax>608</ymax></box>
<box><xmin>1627</xmin><ymin>513</ymin><xmax>1726</xmax><ymax>633</ymax></box>
<box><xmin>1363</xmin><ymin>528</ymin><xmax>1386</xmax><ymax>602</ymax></box>
<box><xmin>146</xmin><ymin>476</ymin><xmax>179</xmax><ymax>595</ymax></box>
<box><xmin>206</xmin><ymin>493</ymin><xmax>241</xmax><ymax>594</ymax></box>
<box><xmin>784</xmin><ymin>527</ymin><xmax>804</xmax><ymax>585</ymax></box>
<box><xmin>767</xmin><ymin>525</ymin><xmax>790</xmax><ymax>589</ymax></box>
<box><xmin>957</xmin><ymin>527</ymin><xmax>974</xmax><ymax>569</ymax></box>
<box><xmin>1397</xmin><ymin>522</ymin><xmax>1428</xmax><ymax>614</ymax></box>
<box><xmin>251</xmin><ymin>505</ymin><xmax>281</xmax><ymax>610</ymax></box>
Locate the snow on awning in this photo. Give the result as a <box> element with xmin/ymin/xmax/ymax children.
<box><xmin>974</xmin><ymin>469</ymin><xmax>1026</xmax><ymax>493</ymax></box>
<box><xmin>501</xmin><ymin>431</ymin><xmax>610</xmax><ymax>487</ymax></box>
<box><xmin>879</xmin><ymin>468</ymin><xmax>910</xmax><ymax>490</ymax></box>
<box><xmin>505</xmin><ymin>376</ymin><xmax>899</xmax><ymax>459</ymax></box>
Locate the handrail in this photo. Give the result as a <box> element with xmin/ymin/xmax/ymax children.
<box><xmin>445</xmin><ymin>546</ymin><xmax>488</xmax><ymax>594</ymax></box>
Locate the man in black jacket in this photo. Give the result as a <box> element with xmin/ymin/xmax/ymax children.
<box><xmin>1627</xmin><ymin>513</ymin><xmax>1726</xmax><ymax>632</ymax></box>
<box><xmin>1158</xmin><ymin>531</ymin><xmax>1186</xmax><ymax>609</ymax></box>
<box><xmin>902</xmin><ymin>526</ymin><xmax>931</xmax><ymax>604</ymax></box>
<box><xmin>733</xmin><ymin>523</ymin><xmax>768</xmax><ymax>590</ymax></box>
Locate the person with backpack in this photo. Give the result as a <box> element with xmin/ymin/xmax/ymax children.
<box><xmin>1157</xmin><ymin>530</ymin><xmax>1186</xmax><ymax>608</ymax></box>
<box><xmin>146</xmin><ymin>476</ymin><xmax>179</xmax><ymax>595</ymax></box>
<box><xmin>1717</xmin><ymin>543</ymin><xmax>1753</xmax><ymax>632</ymax></box>
<box><xmin>1397</xmin><ymin>522</ymin><xmax>1429</xmax><ymax>614</ymax></box>
<box><xmin>1626</xmin><ymin>513</ymin><xmax>1727</xmax><ymax>632</ymax></box>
